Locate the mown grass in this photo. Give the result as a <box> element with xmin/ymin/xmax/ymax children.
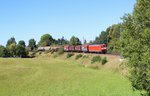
<box><xmin>0</xmin><ymin>57</ymin><xmax>140</xmax><ymax>96</ymax></box>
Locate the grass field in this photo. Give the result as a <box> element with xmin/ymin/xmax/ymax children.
<box><xmin>0</xmin><ymin>56</ymin><xmax>140</xmax><ymax>96</ymax></box>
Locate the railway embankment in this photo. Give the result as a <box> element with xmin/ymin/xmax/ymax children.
<box><xmin>33</xmin><ymin>51</ymin><xmax>127</xmax><ymax>75</ymax></box>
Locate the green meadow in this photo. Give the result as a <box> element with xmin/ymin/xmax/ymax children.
<box><xmin>0</xmin><ymin>56</ymin><xmax>140</xmax><ymax>96</ymax></box>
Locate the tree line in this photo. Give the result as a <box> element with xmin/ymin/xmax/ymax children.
<box><xmin>0</xmin><ymin>37</ymin><xmax>35</xmax><ymax>58</ymax></box>
<box><xmin>0</xmin><ymin>34</ymin><xmax>82</xmax><ymax>57</ymax></box>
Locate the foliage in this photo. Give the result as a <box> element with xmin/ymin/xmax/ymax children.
<box><xmin>38</xmin><ymin>34</ymin><xmax>54</xmax><ymax>46</ymax></box>
<box><xmin>70</xmin><ymin>36</ymin><xmax>81</xmax><ymax>45</ymax></box>
<box><xmin>4</xmin><ymin>38</ymin><xmax>28</xmax><ymax>58</ymax></box>
<box><xmin>93</xmin><ymin>24</ymin><xmax>122</xmax><ymax>54</ymax></box>
<box><xmin>7</xmin><ymin>43</ymin><xmax>17</xmax><ymax>57</ymax></box>
<box><xmin>120</xmin><ymin>0</ymin><xmax>150</xmax><ymax>95</ymax></box>
<box><xmin>82</xmin><ymin>55</ymin><xmax>89</xmax><ymax>58</ymax></box>
<box><xmin>16</xmin><ymin>44</ymin><xmax>28</xmax><ymax>57</ymax></box>
<box><xmin>66</xmin><ymin>53</ymin><xmax>74</xmax><ymax>58</ymax></box>
<box><xmin>75</xmin><ymin>54</ymin><xmax>83</xmax><ymax>60</ymax></box>
<box><xmin>28</xmin><ymin>39</ymin><xmax>36</xmax><ymax>51</ymax></box>
<box><xmin>18</xmin><ymin>40</ymin><xmax>26</xmax><ymax>47</ymax></box>
<box><xmin>55</xmin><ymin>37</ymin><xmax>69</xmax><ymax>45</ymax></box>
<box><xmin>0</xmin><ymin>46</ymin><xmax>8</xmax><ymax>57</ymax></box>
<box><xmin>107</xmin><ymin>24</ymin><xmax>122</xmax><ymax>54</ymax></box>
<box><xmin>91</xmin><ymin>56</ymin><xmax>101</xmax><ymax>64</ymax></box>
<box><xmin>93</xmin><ymin>31</ymin><xmax>108</xmax><ymax>44</ymax></box>
<box><xmin>6</xmin><ymin>37</ymin><xmax>16</xmax><ymax>47</ymax></box>
<box><xmin>6</xmin><ymin>37</ymin><xmax>17</xmax><ymax>57</ymax></box>
<box><xmin>101</xmin><ymin>57</ymin><xmax>108</xmax><ymax>65</ymax></box>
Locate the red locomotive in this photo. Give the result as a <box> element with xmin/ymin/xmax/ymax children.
<box><xmin>88</xmin><ymin>44</ymin><xmax>107</xmax><ymax>53</ymax></box>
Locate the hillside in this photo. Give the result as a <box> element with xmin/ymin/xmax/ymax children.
<box><xmin>0</xmin><ymin>54</ymin><xmax>140</xmax><ymax>96</ymax></box>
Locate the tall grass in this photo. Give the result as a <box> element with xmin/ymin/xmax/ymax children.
<box><xmin>0</xmin><ymin>58</ymin><xmax>140</xmax><ymax>96</ymax></box>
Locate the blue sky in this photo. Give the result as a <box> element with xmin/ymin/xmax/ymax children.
<box><xmin>0</xmin><ymin>0</ymin><xmax>136</xmax><ymax>46</ymax></box>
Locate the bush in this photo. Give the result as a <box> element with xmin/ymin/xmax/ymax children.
<box><xmin>91</xmin><ymin>56</ymin><xmax>101</xmax><ymax>64</ymax></box>
<box><xmin>57</xmin><ymin>47</ymin><xmax>64</xmax><ymax>55</ymax></box>
<box><xmin>101</xmin><ymin>57</ymin><xmax>108</xmax><ymax>65</ymax></box>
<box><xmin>75</xmin><ymin>54</ymin><xmax>83</xmax><ymax>60</ymax></box>
<box><xmin>66</xmin><ymin>53</ymin><xmax>74</xmax><ymax>58</ymax></box>
<box><xmin>82</xmin><ymin>55</ymin><xmax>89</xmax><ymax>58</ymax></box>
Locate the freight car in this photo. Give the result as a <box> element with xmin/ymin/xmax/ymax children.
<box><xmin>64</xmin><ymin>45</ymin><xmax>69</xmax><ymax>52</ymax></box>
<box><xmin>75</xmin><ymin>45</ymin><xmax>82</xmax><ymax>52</ymax></box>
<box><xmin>38</xmin><ymin>46</ymin><xmax>51</xmax><ymax>51</ymax></box>
<box><xmin>37</xmin><ymin>46</ymin><xmax>61</xmax><ymax>52</ymax></box>
<box><xmin>68</xmin><ymin>45</ymin><xmax>75</xmax><ymax>52</ymax></box>
<box><xmin>81</xmin><ymin>44</ymin><xmax>89</xmax><ymax>53</ymax></box>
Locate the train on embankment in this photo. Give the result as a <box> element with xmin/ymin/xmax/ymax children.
<box><xmin>38</xmin><ymin>44</ymin><xmax>107</xmax><ymax>54</ymax></box>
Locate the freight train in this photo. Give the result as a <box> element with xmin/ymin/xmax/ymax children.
<box><xmin>38</xmin><ymin>44</ymin><xmax>107</xmax><ymax>54</ymax></box>
<box><xmin>64</xmin><ymin>44</ymin><xmax>107</xmax><ymax>53</ymax></box>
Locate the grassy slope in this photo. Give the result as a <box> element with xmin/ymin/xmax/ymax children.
<box><xmin>0</xmin><ymin>56</ymin><xmax>140</xmax><ymax>96</ymax></box>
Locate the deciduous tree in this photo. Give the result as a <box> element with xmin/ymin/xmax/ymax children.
<box><xmin>16</xmin><ymin>44</ymin><xmax>28</xmax><ymax>57</ymax></box>
<box><xmin>18</xmin><ymin>40</ymin><xmax>26</xmax><ymax>47</ymax></box>
<box><xmin>28</xmin><ymin>39</ymin><xmax>36</xmax><ymax>51</ymax></box>
<box><xmin>0</xmin><ymin>45</ymin><xmax>8</xmax><ymax>57</ymax></box>
<box><xmin>38</xmin><ymin>34</ymin><xmax>54</xmax><ymax>46</ymax></box>
<box><xmin>6</xmin><ymin>37</ymin><xmax>16</xmax><ymax>47</ymax></box>
<box><xmin>70</xmin><ymin>36</ymin><xmax>81</xmax><ymax>45</ymax></box>
<box><xmin>121</xmin><ymin>0</ymin><xmax>150</xmax><ymax>95</ymax></box>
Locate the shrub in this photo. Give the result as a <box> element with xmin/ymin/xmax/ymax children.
<box><xmin>101</xmin><ymin>57</ymin><xmax>108</xmax><ymax>65</ymax></box>
<box><xmin>57</xmin><ymin>47</ymin><xmax>64</xmax><ymax>55</ymax></box>
<box><xmin>75</xmin><ymin>54</ymin><xmax>83</xmax><ymax>60</ymax></box>
<box><xmin>82</xmin><ymin>55</ymin><xmax>89</xmax><ymax>58</ymax></box>
<box><xmin>91</xmin><ymin>56</ymin><xmax>101</xmax><ymax>64</ymax></box>
<box><xmin>66</xmin><ymin>53</ymin><xmax>74</xmax><ymax>58</ymax></box>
